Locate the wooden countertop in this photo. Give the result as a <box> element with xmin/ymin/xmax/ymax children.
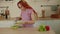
<box><xmin>0</xmin><ymin>27</ymin><xmax>55</xmax><ymax>34</ymax></box>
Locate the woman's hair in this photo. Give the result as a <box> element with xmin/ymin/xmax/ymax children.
<box><xmin>17</xmin><ymin>0</ymin><xmax>32</xmax><ymax>9</ymax></box>
<box><xmin>17</xmin><ymin>0</ymin><xmax>38</xmax><ymax>16</ymax></box>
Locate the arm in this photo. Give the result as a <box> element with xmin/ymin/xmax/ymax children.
<box><xmin>31</xmin><ymin>11</ymin><xmax>38</xmax><ymax>21</ymax></box>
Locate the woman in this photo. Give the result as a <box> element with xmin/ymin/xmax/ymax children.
<box><xmin>17</xmin><ymin>0</ymin><xmax>38</xmax><ymax>27</ymax></box>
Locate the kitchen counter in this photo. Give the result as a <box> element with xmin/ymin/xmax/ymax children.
<box><xmin>0</xmin><ymin>27</ymin><xmax>55</xmax><ymax>34</ymax></box>
<box><xmin>0</xmin><ymin>16</ymin><xmax>60</xmax><ymax>20</ymax></box>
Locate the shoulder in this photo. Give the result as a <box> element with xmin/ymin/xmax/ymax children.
<box><xmin>26</xmin><ymin>9</ymin><xmax>33</xmax><ymax>13</ymax></box>
<box><xmin>26</xmin><ymin>9</ymin><xmax>33</xmax><ymax>11</ymax></box>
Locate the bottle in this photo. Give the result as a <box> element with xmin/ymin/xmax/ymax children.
<box><xmin>42</xmin><ymin>10</ymin><xmax>45</xmax><ymax>18</ymax></box>
<box><xmin>5</xmin><ymin>6</ymin><xmax>10</xmax><ymax>19</ymax></box>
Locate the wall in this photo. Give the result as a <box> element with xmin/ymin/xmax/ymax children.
<box><xmin>0</xmin><ymin>0</ymin><xmax>20</xmax><ymax>17</ymax></box>
<box><xmin>26</xmin><ymin>0</ymin><xmax>59</xmax><ymax>17</ymax></box>
<box><xmin>0</xmin><ymin>0</ymin><xmax>59</xmax><ymax>17</ymax></box>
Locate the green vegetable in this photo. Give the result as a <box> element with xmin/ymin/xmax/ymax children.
<box><xmin>38</xmin><ymin>25</ymin><xmax>46</xmax><ymax>31</ymax></box>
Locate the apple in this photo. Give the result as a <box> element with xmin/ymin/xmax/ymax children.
<box><xmin>45</xmin><ymin>26</ymin><xmax>50</xmax><ymax>31</ymax></box>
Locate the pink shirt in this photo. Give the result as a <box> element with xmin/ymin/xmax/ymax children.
<box><xmin>21</xmin><ymin>9</ymin><xmax>33</xmax><ymax>21</ymax></box>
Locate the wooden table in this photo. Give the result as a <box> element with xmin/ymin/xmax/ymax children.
<box><xmin>0</xmin><ymin>27</ymin><xmax>55</xmax><ymax>34</ymax></box>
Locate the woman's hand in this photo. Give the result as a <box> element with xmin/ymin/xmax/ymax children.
<box><xmin>15</xmin><ymin>17</ymin><xmax>22</xmax><ymax>21</ymax></box>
